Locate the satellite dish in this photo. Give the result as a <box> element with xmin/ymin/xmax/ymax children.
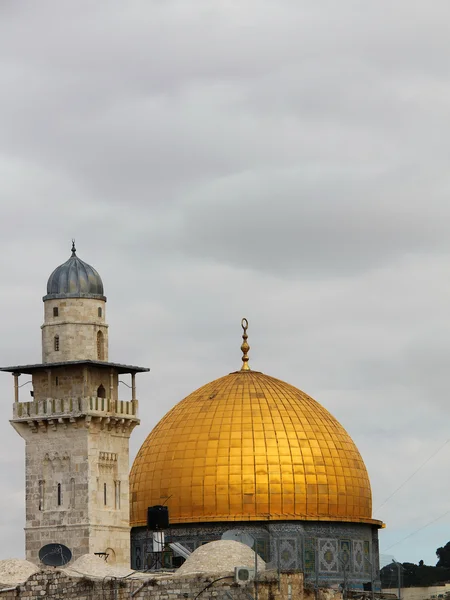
<box><xmin>39</xmin><ymin>543</ymin><xmax>72</xmax><ymax>567</ymax></box>
<box><xmin>222</xmin><ymin>530</ymin><xmax>255</xmax><ymax>549</ymax></box>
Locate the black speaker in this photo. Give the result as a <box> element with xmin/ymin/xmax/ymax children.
<box><xmin>147</xmin><ymin>505</ymin><xmax>169</xmax><ymax>530</ymax></box>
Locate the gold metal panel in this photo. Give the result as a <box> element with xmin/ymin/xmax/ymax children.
<box><xmin>130</xmin><ymin>370</ymin><xmax>379</xmax><ymax>527</ymax></box>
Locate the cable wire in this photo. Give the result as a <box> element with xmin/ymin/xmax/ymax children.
<box><xmin>383</xmin><ymin>508</ymin><xmax>450</xmax><ymax>552</ymax></box>
<box><xmin>375</xmin><ymin>438</ymin><xmax>450</xmax><ymax>513</ymax></box>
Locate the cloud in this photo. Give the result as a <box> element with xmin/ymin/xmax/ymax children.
<box><xmin>2</xmin><ymin>0</ymin><xmax>450</xmax><ymax>566</ymax></box>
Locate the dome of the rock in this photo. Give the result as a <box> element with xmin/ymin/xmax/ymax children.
<box><xmin>130</xmin><ymin>320</ymin><xmax>382</xmax><ymax>584</ymax></box>
<box><xmin>130</xmin><ymin>370</ymin><xmax>376</xmax><ymax>527</ymax></box>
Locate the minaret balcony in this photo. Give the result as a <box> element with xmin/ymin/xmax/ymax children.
<box><xmin>12</xmin><ymin>396</ymin><xmax>139</xmax><ymax>421</ymax></box>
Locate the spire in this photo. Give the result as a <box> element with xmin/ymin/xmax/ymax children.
<box><xmin>240</xmin><ymin>318</ymin><xmax>250</xmax><ymax>371</ymax></box>
<box><xmin>71</xmin><ymin>239</ymin><xmax>76</xmax><ymax>257</ymax></box>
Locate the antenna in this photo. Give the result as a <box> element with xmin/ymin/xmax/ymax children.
<box><xmin>38</xmin><ymin>543</ymin><xmax>72</xmax><ymax>567</ymax></box>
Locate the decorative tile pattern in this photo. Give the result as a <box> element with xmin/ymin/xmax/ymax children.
<box><xmin>304</xmin><ymin>538</ymin><xmax>316</xmax><ymax>573</ymax></box>
<box><xmin>130</xmin><ymin>371</ymin><xmax>375</xmax><ymax>526</ymax></box>
<box><xmin>353</xmin><ymin>540</ymin><xmax>364</xmax><ymax>573</ymax></box>
<box><xmin>339</xmin><ymin>539</ymin><xmax>351</xmax><ymax>569</ymax></box>
<box><xmin>364</xmin><ymin>541</ymin><xmax>371</xmax><ymax>573</ymax></box>
<box><xmin>132</xmin><ymin>521</ymin><xmax>381</xmax><ymax>590</ymax></box>
<box><xmin>319</xmin><ymin>539</ymin><xmax>338</xmax><ymax>573</ymax></box>
<box><xmin>279</xmin><ymin>539</ymin><xmax>297</xmax><ymax>570</ymax></box>
<box><xmin>256</xmin><ymin>539</ymin><xmax>269</xmax><ymax>562</ymax></box>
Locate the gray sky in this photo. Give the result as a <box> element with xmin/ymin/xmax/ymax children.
<box><xmin>1</xmin><ymin>0</ymin><xmax>450</xmax><ymax>566</ymax></box>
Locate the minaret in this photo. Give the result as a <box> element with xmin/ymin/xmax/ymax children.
<box><xmin>1</xmin><ymin>244</ymin><xmax>149</xmax><ymax>566</ymax></box>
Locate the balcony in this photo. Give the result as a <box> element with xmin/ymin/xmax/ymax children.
<box><xmin>12</xmin><ymin>396</ymin><xmax>139</xmax><ymax>421</ymax></box>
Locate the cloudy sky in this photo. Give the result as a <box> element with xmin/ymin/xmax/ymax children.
<box><xmin>1</xmin><ymin>0</ymin><xmax>450</xmax><ymax>568</ymax></box>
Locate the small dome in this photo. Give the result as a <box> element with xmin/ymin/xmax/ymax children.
<box><xmin>44</xmin><ymin>242</ymin><xmax>105</xmax><ymax>301</ymax></box>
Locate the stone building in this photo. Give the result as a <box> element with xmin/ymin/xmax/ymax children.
<box><xmin>130</xmin><ymin>320</ymin><xmax>384</xmax><ymax>589</ymax></box>
<box><xmin>1</xmin><ymin>243</ymin><xmax>149</xmax><ymax>566</ymax></box>
<box><xmin>1</xmin><ymin>245</ymin><xmax>383</xmax><ymax>591</ymax></box>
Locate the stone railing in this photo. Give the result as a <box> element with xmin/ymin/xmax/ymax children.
<box><xmin>12</xmin><ymin>396</ymin><xmax>138</xmax><ymax>420</ymax></box>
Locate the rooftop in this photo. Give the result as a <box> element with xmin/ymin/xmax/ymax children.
<box><xmin>0</xmin><ymin>359</ymin><xmax>150</xmax><ymax>375</ymax></box>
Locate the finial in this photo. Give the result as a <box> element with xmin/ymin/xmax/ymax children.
<box><xmin>240</xmin><ymin>318</ymin><xmax>250</xmax><ymax>371</ymax></box>
<box><xmin>71</xmin><ymin>239</ymin><xmax>76</xmax><ymax>256</ymax></box>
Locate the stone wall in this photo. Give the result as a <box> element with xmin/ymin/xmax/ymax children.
<box><xmin>41</xmin><ymin>298</ymin><xmax>108</xmax><ymax>363</ymax></box>
<box><xmin>0</xmin><ymin>569</ymin><xmax>308</xmax><ymax>600</ymax></box>
<box><xmin>382</xmin><ymin>583</ymin><xmax>450</xmax><ymax>600</ymax></box>
<box><xmin>12</xmin><ymin>411</ymin><xmax>137</xmax><ymax>567</ymax></box>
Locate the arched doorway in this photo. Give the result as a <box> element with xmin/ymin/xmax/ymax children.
<box><xmin>97</xmin><ymin>384</ymin><xmax>106</xmax><ymax>398</ymax></box>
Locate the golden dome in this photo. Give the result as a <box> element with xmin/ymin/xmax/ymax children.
<box><xmin>130</xmin><ymin>367</ymin><xmax>379</xmax><ymax>527</ymax></box>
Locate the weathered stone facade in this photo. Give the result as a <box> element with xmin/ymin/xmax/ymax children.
<box><xmin>4</xmin><ymin>249</ymin><xmax>149</xmax><ymax>567</ymax></box>
<box><xmin>11</xmin><ymin>375</ymin><xmax>139</xmax><ymax>566</ymax></box>
<box><xmin>41</xmin><ymin>298</ymin><xmax>108</xmax><ymax>363</ymax></box>
<box><xmin>0</xmin><ymin>569</ymin><xmax>307</xmax><ymax>600</ymax></box>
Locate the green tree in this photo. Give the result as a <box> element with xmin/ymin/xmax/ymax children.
<box><xmin>436</xmin><ymin>542</ymin><xmax>450</xmax><ymax>568</ymax></box>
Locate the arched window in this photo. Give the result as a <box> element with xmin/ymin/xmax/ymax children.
<box><xmin>54</xmin><ymin>335</ymin><xmax>60</xmax><ymax>351</ymax></box>
<box><xmin>97</xmin><ymin>331</ymin><xmax>104</xmax><ymax>360</ymax></box>
<box><xmin>97</xmin><ymin>384</ymin><xmax>106</xmax><ymax>398</ymax></box>
<box><xmin>57</xmin><ymin>483</ymin><xmax>62</xmax><ymax>506</ymax></box>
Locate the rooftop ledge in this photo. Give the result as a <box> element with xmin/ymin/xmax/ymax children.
<box><xmin>1</xmin><ymin>360</ymin><xmax>150</xmax><ymax>375</ymax></box>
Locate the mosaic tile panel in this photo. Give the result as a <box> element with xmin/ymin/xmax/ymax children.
<box><xmin>353</xmin><ymin>540</ymin><xmax>364</xmax><ymax>573</ymax></box>
<box><xmin>339</xmin><ymin>539</ymin><xmax>351</xmax><ymax>569</ymax></box>
<box><xmin>279</xmin><ymin>539</ymin><xmax>297</xmax><ymax>570</ymax></box>
<box><xmin>319</xmin><ymin>539</ymin><xmax>338</xmax><ymax>573</ymax></box>
<box><xmin>304</xmin><ymin>538</ymin><xmax>316</xmax><ymax>573</ymax></box>
<box><xmin>364</xmin><ymin>541</ymin><xmax>371</xmax><ymax>573</ymax></box>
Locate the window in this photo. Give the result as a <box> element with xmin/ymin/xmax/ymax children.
<box><xmin>70</xmin><ymin>478</ymin><xmax>75</xmax><ymax>508</ymax></box>
<box><xmin>57</xmin><ymin>483</ymin><xmax>62</xmax><ymax>506</ymax></box>
<box><xmin>53</xmin><ymin>307</ymin><xmax>59</xmax><ymax>317</ymax></box>
<box><xmin>104</xmin><ymin>483</ymin><xmax>107</xmax><ymax>506</ymax></box>
<box><xmin>97</xmin><ymin>384</ymin><xmax>106</xmax><ymax>398</ymax></box>
<box><xmin>54</xmin><ymin>335</ymin><xmax>59</xmax><ymax>351</ymax></box>
<box><xmin>39</xmin><ymin>480</ymin><xmax>45</xmax><ymax>511</ymax></box>
<box><xmin>97</xmin><ymin>331</ymin><xmax>104</xmax><ymax>360</ymax></box>
<box><xmin>115</xmin><ymin>481</ymin><xmax>121</xmax><ymax>509</ymax></box>
<box><xmin>55</xmin><ymin>376</ymin><xmax>59</xmax><ymax>386</ymax></box>
<box><xmin>98</xmin><ymin>307</ymin><xmax>102</xmax><ymax>318</ymax></box>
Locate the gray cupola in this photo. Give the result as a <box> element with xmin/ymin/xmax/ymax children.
<box><xmin>44</xmin><ymin>241</ymin><xmax>106</xmax><ymax>301</ymax></box>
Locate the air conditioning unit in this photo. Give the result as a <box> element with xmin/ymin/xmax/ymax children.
<box><xmin>234</xmin><ymin>567</ymin><xmax>255</xmax><ymax>584</ymax></box>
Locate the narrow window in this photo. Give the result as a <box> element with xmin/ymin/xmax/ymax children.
<box><xmin>98</xmin><ymin>307</ymin><xmax>102</xmax><ymax>318</ymax></box>
<box><xmin>54</xmin><ymin>335</ymin><xmax>59</xmax><ymax>351</ymax></box>
<box><xmin>57</xmin><ymin>483</ymin><xmax>62</xmax><ymax>506</ymax></box>
<box><xmin>53</xmin><ymin>307</ymin><xmax>59</xmax><ymax>317</ymax></box>
<box><xmin>39</xmin><ymin>480</ymin><xmax>45</xmax><ymax>511</ymax></box>
<box><xmin>55</xmin><ymin>376</ymin><xmax>59</xmax><ymax>386</ymax></box>
<box><xmin>70</xmin><ymin>478</ymin><xmax>75</xmax><ymax>508</ymax></box>
<box><xmin>104</xmin><ymin>483</ymin><xmax>107</xmax><ymax>506</ymax></box>
<box><xmin>115</xmin><ymin>481</ymin><xmax>121</xmax><ymax>510</ymax></box>
<box><xmin>97</xmin><ymin>331</ymin><xmax>104</xmax><ymax>360</ymax></box>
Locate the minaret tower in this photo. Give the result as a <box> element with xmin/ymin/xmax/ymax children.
<box><xmin>1</xmin><ymin>244</ymin><xmax>149</xmax><ymax>566</ymax></box>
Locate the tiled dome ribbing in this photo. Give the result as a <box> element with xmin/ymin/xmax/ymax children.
<box><xmin>130</xmin><ymin>369</ymin><xmax>379</xmax><ymax>527</ymax></box>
